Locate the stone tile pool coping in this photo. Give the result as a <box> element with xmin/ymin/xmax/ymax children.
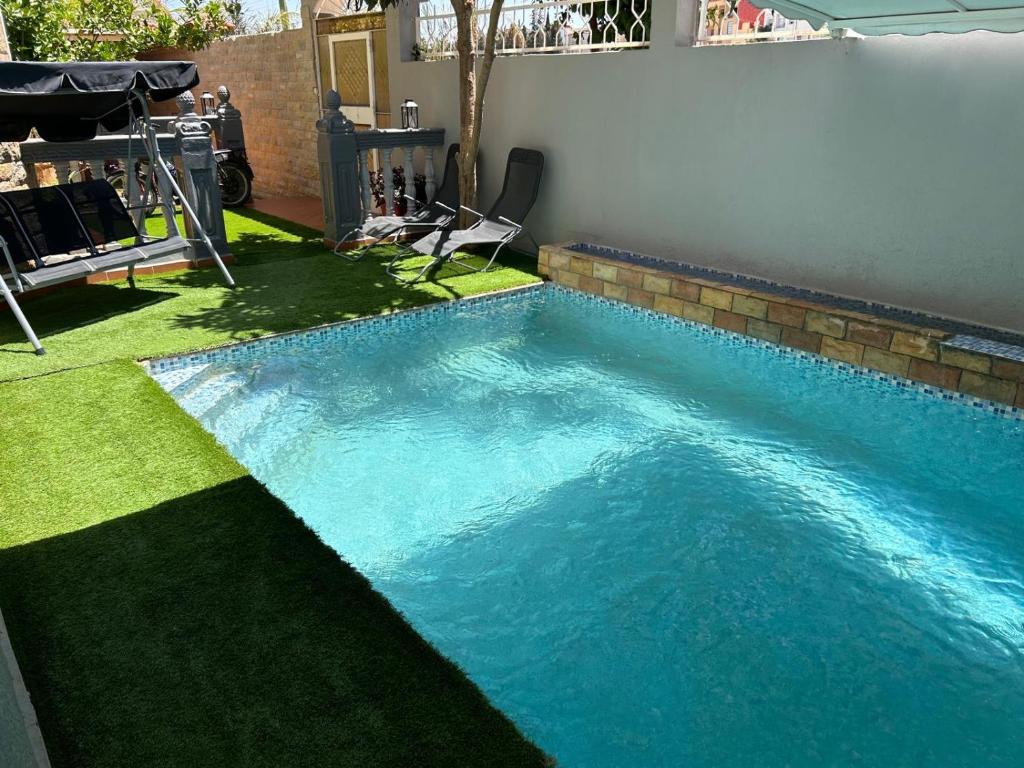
<box><xmin>144</xmin><ymin>278</ymin><xmax>1022</xmax><ymax>422</ymax></box>
<box><xmin>542</xmin><ymin>242</ymin><xmax>1024</xmax><ymax>413</ymax></box>
<box><xmin>0</xmin><ymin>606</ymin><xmax>52</xmax><ymax>768</ymax></box>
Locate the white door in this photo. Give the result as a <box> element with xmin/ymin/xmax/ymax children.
<box><xmin>328</xmin><ymin>32</ymin><xmax>376</xmax><ymax>129</ymax></box>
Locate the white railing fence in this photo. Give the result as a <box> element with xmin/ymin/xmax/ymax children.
<box><xmin>415</xmin><ymin>0</ymin><xmax>650</xmax><ymax>60</ymax></box>
<box><xmin>697</xmin><ymin>1</ymin><xmax>830</xmax><ymax>45</ymax></box>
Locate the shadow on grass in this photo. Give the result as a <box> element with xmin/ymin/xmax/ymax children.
<box><xmin>159</xmin><ymin>245</ymin><xmax>537</xmax><ymax>339</ymax></box>
<box><xmin>0</xmin><ymin>284</ymin><xmax>174</xmax><ymax>347</ymax></box>
<box><xmin>0</xmin><ymin>476</ymin><xmax>548</xmax><ymax>768</ymax></box>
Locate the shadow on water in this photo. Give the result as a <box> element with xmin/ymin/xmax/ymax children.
<box><xmin>0</xmin><ymin>476</ymin><xmax>548</xmax><ymax>768</ymax></box>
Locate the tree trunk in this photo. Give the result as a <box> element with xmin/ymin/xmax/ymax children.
<box><xmin>452</xmin><ymin>1</ymin><xmax>478</xmax><ymax>228</ymax></box>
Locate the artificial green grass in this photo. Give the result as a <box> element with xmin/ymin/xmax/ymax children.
<box><xmin>0</xmin><ymin>208</ymin><xmax>541</xmax><ymax>381</ymax></box>
<box><xmin>0</xmin><ymin>209</ymin><xmax>548</xmax><ymax>766</ymax></box>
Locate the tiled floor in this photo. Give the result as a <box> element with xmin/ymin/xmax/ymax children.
<box><xmin>247</xmin><ymin>197</ymin><xmax>323</xmax><ymax>232</ymax></box>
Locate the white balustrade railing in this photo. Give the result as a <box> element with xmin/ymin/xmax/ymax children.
<box><xmin>353</xmin><ymin>129</ymin><xmax>446</xmax><ymax>219</ymax></box>
<box><xmin>415</xmin><ymin>0</ymin><xmax>650</xmax><ymax>60</ymax></box>
<box><xmin>697</xmin><ymin>1</ymin><xmax>830</xmax><ymax>45</ymax></box>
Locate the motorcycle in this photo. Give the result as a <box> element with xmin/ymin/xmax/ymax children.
<box><xmin>215</xmin><ymin>148</ymin><xmax>254</xmax><ymax>208</ymax></box>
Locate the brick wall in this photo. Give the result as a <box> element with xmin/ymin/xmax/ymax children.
<box><xmin>144</xmin><ymin>27</ymin><xmax>322</xmax><ymax>199</ymax></box>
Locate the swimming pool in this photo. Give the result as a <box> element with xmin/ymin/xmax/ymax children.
<box><xmin>152</xmin><ymin>285</ymin><xmax>1024</xmax><ymax>767</ymax></box>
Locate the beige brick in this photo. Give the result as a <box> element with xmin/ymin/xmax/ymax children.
<box><xmin>579</xmin><ymin>276</ymin><xmax>603</xmax><ymax>295</ymax></box>
<box><xmin>746</xmin><ymin>319</ymin><xmax>782</xmax><ymax>343</ymax></box>
<box><xmin>682</xmin><ymin>301</ymin><xmax>714</xmax><ymax>325</ymax></box>
<box><xmin>549</xmin><ymin>251</ymin><xmax>571</xmax><ymax>271</ymax></box>
<box><xmin>767</xmin><ymin>302</ymin><xmax>806</xmax><ymax>328</ymax></box>
<box><xmin>939</xmin><ymin>347</ymin><xmax>992</xmax><ymax>374</ymax></box>
<box><xmin>700</xmin><ymin>286</ymin><xmax>734</xmax><ymax>311</ymax></box>
<box><xmin>1016</xmin><ymin>385</ymin><xmax>1024</xmax><ymax>409</ymax></box>
<box><xmin>559</xmin><ymin>270</ymin><xmax>580</xmax><ymax>289</ymax></box>
<box><xmin>642</xmin><ymin>274</ymin><xmax>673</xmax><ymax>295</ymax></box>
<box><xmin>862</xmin><ymin>347</ymin><xmax>911</xmax><ymax>377</ymax></box>
<box><xmin>653</xmin><ymin>294</ymin><xmax>685</xmax><ymax>316</ymax></box>
<box><xmin>890</xmin><ymin>331</ymin><xmax>939</xmax><ymax>361</ymax></box>
<box><xmin>592</xmin><ymin>262</ymin><xmax>618</xmax><ymax>283</ymax></box>
<box><xmin>959</xmin><ymin>371</ymin><xmax>1018</xmax><ymax>405</ymax></box>
<box><xmin>731</xmin><ymin>294</ymin><xmax>769</xmax><ymax>320</ymax></box>
<box><xmin>993</xmin><ymin>358</ymin><xmax>1024</xmax><ymax>383</ymax></box>
<box><xmin>820</xmin><ymin>336</ymin><xmax>864</xmax><ymax>365</ymax></box>
<box><xmin>617</xmin><ymin>268</ymin><xmax>643</xmax><ymax>289</ymax></box>
<box><xmin>846</xmin><ymin>321</ymin><xmax>893</xmax><ymax>350</ymax></box>
<box><xmin>569</xmin><ymin>256</ymin><xmax>593</xmax><ymax>277</ymax></box>
<box><xmin>780</xmin><ymin>327</ymin><xmax>821</xmax><ymax>353</ymax></box>
<box><xmin>538</xmin><ymin>250</ymin><xmax>550</xmax><ymax>267</ymax></box>
<box><xmin>671</xmin><ymin>279</ymin><xmax>701</xmax><ymax>302</ymax></box>
<box><xmin>908</xmin><ymin>359</ymin><xmax>961</xmax><ymax>390</ymax></box>
<box><xmin>604</xmin><ymin>282</ymin><xmax>628</xmax><ymax>301</ymax></box>
<box><xmin>627</xmin><ymin>288</ymin><xmax>655</xmax><ymax>308</ymax></box>
<box><xmin>805</xmin><ymin>311</ymin><xmax>846</xmax><ymax>338</ymax></box>
<box><xmin>713</xmin><ymin>310</ymin><xmax>747</xmax><ymax>334</ymax></box>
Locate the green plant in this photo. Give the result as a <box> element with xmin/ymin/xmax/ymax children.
<box><xmin>0</xmin><ymin>0</ymin><xmax>235</xmax><ymax>61</ymax></box>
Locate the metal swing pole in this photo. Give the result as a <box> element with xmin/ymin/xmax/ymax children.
<box><xmin>134</xmin><ymin>91</ymin><xmax>236</xmax><ymax>288</ymax></box>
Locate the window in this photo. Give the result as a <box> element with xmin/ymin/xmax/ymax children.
<box><xmin>696</xmin><ymin>1</ymin><xmax>831</xmax><ymax>46</ymax></box>
<box><xmin>414</xmin><ymin>0</ymin><xmax>651</xmax><ymax>60</ymax></box>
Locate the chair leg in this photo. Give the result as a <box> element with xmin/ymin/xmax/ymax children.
<box><xmin>127</xmin><ymin>263</ymin><xmax>137</xmax><ymax>289</ymax></box>
<box><xmin>449</xmin><ymin>236</ymin><xmax>513</xmax><ymax>274</ymax></box>
<box><xmin>0</xmin><ymin>279</ymin><xmax>44</xmax><ymax>355</ymax></box>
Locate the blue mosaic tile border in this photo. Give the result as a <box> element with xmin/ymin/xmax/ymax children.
<box><xmin>945</xmin><ymin>334</ymin><xmax>1024</xmax><ymax>364</ymax></box>
<box><xmin>147</xmin><ymin>281</ymin><xmax>1022</xmax><ymax>422</ymax></box>
<box><xmin>566</xmin><ymin>242</ymin><xmax>1024</xmax><ymax>349</ymax></box>
<box><xmin>545</xmin><ymin>284</ymin><xmax>1023</xmax><ymax>422</ymax></box>
<box><xmin>143</xmin><ymin>283</ymin><xmax>548</xmax><ymax>376</ymax></box>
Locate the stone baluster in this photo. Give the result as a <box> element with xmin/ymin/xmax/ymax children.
<box><xmin>358</xmin><ymin>149</ymin><xmax>372</xmax><ymax>220</ymax></box>
<box><xmin>175</xmin><ymin>92</ymin><xmax>230</xmax><ymax>260</ymax></box>
<box><xmin>382</xmin><ymin>148</ymin><xmax>394</xmax><ymax>216</ymax></box>
<box><xmin>316</xmin><ymin>90</ymin><xmax>361</xmax><ymax>245</ymax></box>
<box><xmin>424</xmin><ymin>147</ymin><xmax>436</xmax><ymax>202</ymax></box>
<box><xmin>403</xmin><ymin>146</ymin><xmax>416</xmax><ymax>213</ymax></box>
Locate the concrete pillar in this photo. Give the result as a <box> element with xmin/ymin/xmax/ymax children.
<box><xmin>175</xmin><ymin>92</ymin><xmax>230</xmax><ymax>260</ymax></box>
<box><xmin>317</xmin><ymin>90</ymin><xmax>361</xmax><ymax>244</ymax></box>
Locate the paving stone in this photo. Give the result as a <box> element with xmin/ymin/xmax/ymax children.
<box><xmin>862</xmin><ymin>347</ymin><xmax>911</xmax><ymax>377</ymax></box>
<box><xmin>746</xmin><ymin>319</ymin><xmax>782</xmax><ymax>343</ymax></box>
<box><xmin>627</xmin><ymin>287</ymin><xmax>655</xmax><ymax>308</ymax></box>
<box><xmin>700</xmin><ymin>286</ymin><xmax>733</xmax><ymax>311</ymax></box>
<box><xmin>993</xmin><ymin>358</ymin><xmax>1024</xmax><ymax>383</ymax></box>
<box><xmin>671</xmin><ymin>279</ymin><xmax>701</xmax><ymax>302</ymax></box>
<box><xmin>767</xmin><ymin>303</ymin><xmax>806</xmax><ymax>328</ymax></box>
<box><xmin>713</xmin><ymin>309</ymin><xmax>747</xmax><ymax>334</ymax></box>
<box><xmin>780</xmin><ymin>327</ymin><xmax>822</xmax><ymax>353</ymax></box>
<box><xmin>653</xmin><ymin>294</ymin><xmax>685</xmax><ymax>317</ymax></box>
<box><xmin>891</xmin><ymin>331</ymin><xmax>939</xmax><ymax>361</ymax></box>
<box><xmin>939</xmin><ymin>346</ymin><xmax>992</xmax><ymax>374</ymax></box>
<box><xmin>682</xmin><ymin>301</ymin><xmax>714</xmax><ymax>325</ymax></box>
<box><xmin>846</xmin><ymin>321</ymin><xmax>893</xmax><ymax>350</ymax></box>
<box><xmin>592</xmin><ymin>262</ymin><xmax>618</xmax><ymax>282</ymax></box>
<box><xmin>732</xmin><ymin>295</ymin><xmax>769</xmax><ymax>320</ymax></box>
<box><xmin>821</xmin><ymin>336</ymin><xmax>864</xmax><ymax>365</ymax></box>
<box><xmin>907</xmin><ymin>358</ymin><xmax>961</xmax><ymax>390</ymax></box>
<box><xmin>805</xmin><ymin>311</ymin><xmax>846</xmax><ymax>338</ymax></box>
<box><xmin>603</xmin><ymin>282</ymin><xmax>628</xmax><ymax>301</ymax></box>
<box><xmin>959</xmin><ymin>371</ymin><xmax>1018</xmax><ymax>405</ymax></box>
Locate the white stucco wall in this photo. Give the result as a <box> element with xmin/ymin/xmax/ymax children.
<box><xmin>385</xmin><ymin>1</ymin><xmax>1024</xmax><ymax>332</ymax></box>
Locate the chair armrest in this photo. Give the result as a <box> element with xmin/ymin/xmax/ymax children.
<box><xmin>434</xmin><ymin>201</ymin><xmax>457</xmax><ymax>214</ymax></box>
<box><xmin>460</xmin><ymin>204</ymin><xmax>485</xmax><ymax>220</ymax></box>
<box><xmin>498</xmin><ymin>215</ymin><xmax>523</xmax><ymax>229</ymax></box>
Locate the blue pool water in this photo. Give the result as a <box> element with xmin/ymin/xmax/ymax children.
<box><xmin>154</xmin><ymin>286</ymin><xmax>1024</xmax><ymax>767</ymax></box>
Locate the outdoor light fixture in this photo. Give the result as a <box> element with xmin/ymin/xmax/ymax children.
<box><xmin>400</xmin><ymin>99</ymin><xmax>419</xmax><ymax>130</ymax></box>
<box><xmin>200</xmin><ymin>91</ymin><xmax>216</xmax><ymax>116</ymax></box>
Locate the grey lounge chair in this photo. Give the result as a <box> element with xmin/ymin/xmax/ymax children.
<box><xmin>386</xmin><ymin>148</ymin><xmax>544</xmax><ymax>285</ymax></box>
<box><xmin>0</xmin><ymin>179</ymin><xmax>199</xmax><ymax>355</ymax></box>
<box><xmin>335</xmin><ymin>143</ymin><xmax>460</xmax><ymax>261</ymax></box>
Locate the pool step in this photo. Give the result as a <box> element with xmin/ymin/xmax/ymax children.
<box><xmin>943</xmin><ymin>335</ymin><xmax>1024</xmax><ymax>364</ymax></box>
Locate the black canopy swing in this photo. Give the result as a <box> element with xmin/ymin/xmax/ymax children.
<box><xmin>0</xmin><ymin>61</ymin><xmax>235</xmax><ymax>355</ymax></box>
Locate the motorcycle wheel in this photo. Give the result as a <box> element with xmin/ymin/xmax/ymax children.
<box><xmin>219</xmin><ymin>161</ymin><xmax>252</xmax><ymax>207</ymax></box>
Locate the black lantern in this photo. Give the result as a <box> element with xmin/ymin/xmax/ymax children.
<box><xmin>400</xmin><ymin>99</ymin><xmax>419</xmax><ymax>130</ymax></box>
<box><xmin>200</xmin><ymin>91</ymin><xmax>216</xmax><ymax>116</ymax></box>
